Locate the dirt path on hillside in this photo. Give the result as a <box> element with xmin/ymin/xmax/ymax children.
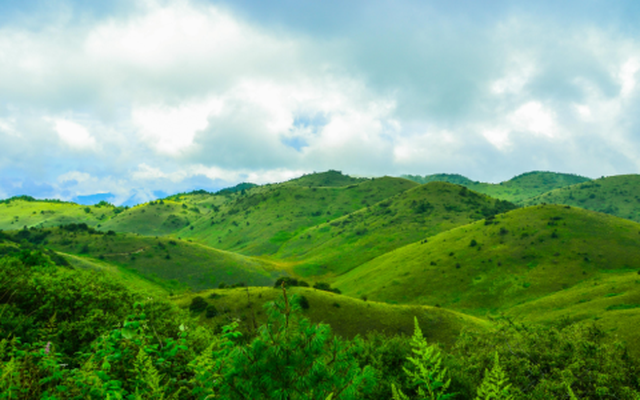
<box><xmin>103</xmin><ymin>247</ymin><xmax>148</xmax><ymax>256</ymax></box>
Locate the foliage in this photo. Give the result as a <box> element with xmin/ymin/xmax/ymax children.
<box><xmin>474</xmin><ymin>352</ymin><xmax>513</xmax><ymax>400</ymax></box>
<box><xmin>210</xmin><ymin>286</ymin><xmax>377</xmax><ymax>399</ymax></box>
<box><xmin>189</xmin><ymin>296</ymin><xmax>209</xmax><ymax>314</ymax></box>
<box><xmin>392</xmin><ymin>317</ymin><xmax>455</xmax><ymax>400</ymax></box>
<box><xmin>449</xmin><ymin>320</ymin><xmax>640</xmax><ymax>400</ymax></box>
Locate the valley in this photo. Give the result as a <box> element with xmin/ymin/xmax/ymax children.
<box><xmin>2</xmin><ymin>169</ymin><xmax>640</xmax><ymax>399</ymax></box>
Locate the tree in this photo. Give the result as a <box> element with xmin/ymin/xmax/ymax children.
<box><xmin>213</xmin><ymin>284</ymin><xmax>376</xmax><ymax>399</ymax></box>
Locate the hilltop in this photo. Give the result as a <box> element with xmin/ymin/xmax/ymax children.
<box><xmin>335</xmin><ymin>204</ymin><xmax>640</xmax><ymax>311</ymax></box>
<box><xmin>175</xmin><ymin>175</ymin><xmax>418</xmax><ymax>255</ymax></box>
<box><xmin>333</xmin><ymin>204</ymin><xmax>640</xmax><ymax>353</ymax></box>
<box><xmin>275</xmin><ymin>182</ymin><xmax>516</xmax><ymax>276</ymax></box>
<box><xmin>403</xmin><ymin>171</ymin><xmax>591</xmax><ymax>204</ymax></box>
<box><xmin>0</xmin><ymin>198</ymin><xmax>121</xmax><ymax>230</ymax></box>
<box><xmin>523</xmin><ymin>174</ymin><xmax>640</xmax><ymax>223</ymax></box>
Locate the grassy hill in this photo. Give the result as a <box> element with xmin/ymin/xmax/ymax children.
<box><xmin>333</xmin><ymin>204</ymin><xmax>640</xmax><ymax>354</ymax></box>
<box><xmin>275</xmin><ymin>182</ymin><xmax>516</xmax><ymax>277</ymax></box>
<box><xmin>0</xmin><ymin>197</ymin><xmax>118</xmax><ymax>230</ymax></box>
<box><xmin>280</xmin><ymin>169</ymin><xmax>368</xmax><ymax>187</ymax></box>
<box><xmin>523</xmin><ymin>174</ymin><xmax>640</xmax><ymax>223</ymax></box>
<box><xmin>98</xmin><ymin>199</ymin><xmax>210</xmax><ymax>236</ymax></box>
<box><xmin>403</xmin><ymin>171</ymin><xmax>591</xmax><ymax>204</ymax></box>
<box><xmin>172</xmin><ymin>286</ymin><xmax>491</xmax><ymax>349</ymax></box>
<box><xmin>5</xmin><ymin>225</ymin><xmax>286</xmax><ymax>291</ymax></box>
<box><xmin>176</xmin><ymin>176</ymin><xmax>418</xmax><ymax>255</ymax></box>
<box><xmin>334</xmin><ymin>204</ymin><xmax>640</xmax><ymax>310</ymax></box>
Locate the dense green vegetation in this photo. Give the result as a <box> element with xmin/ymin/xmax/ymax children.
<box><xmin>2</xmin><ymin>169</ymin><xmax>640</xmax><ymax>398</ymax></box>
<box><xmin>2</xmin><ymin>249</ymin><xmax>639</xmax><ymax>399</ymax></box>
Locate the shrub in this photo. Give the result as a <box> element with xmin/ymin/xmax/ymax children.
<box><xmin>205</xmin><ymin>305</ymin><xmax>219</xmax><ymax>318</ymax></box>
<box><xmin>298</xmin><ymin>295</ymin><xmax>310</xmax><ymax>310</ymax></box>
<box><xmin>189</xmin><ymin>296</ymin><xmax>208</xmax><ymax>314</ymax></box>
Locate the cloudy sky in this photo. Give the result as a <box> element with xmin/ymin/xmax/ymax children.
<box><xmin>1</xmin><ymin>0</ymin><xmax>640</xmax><ymax>204</ymax></box>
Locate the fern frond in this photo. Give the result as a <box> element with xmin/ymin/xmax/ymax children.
<box><xmin>391</xmin><ymin>383</ymin><xmax>410</xmax><ymax>400</ymax></box>
<box><xmin>475</xmin><ymin>352</ymin><xmax>514</xmax><ymax>400</ymax></box>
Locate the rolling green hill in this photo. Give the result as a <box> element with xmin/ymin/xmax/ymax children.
<box><xmin>523</xmin><ymin>174</ymin><xmax>640</xmax><ymax>223</ymax></box>
<box><xmin>280</xmin><ymin>169</ymin><xmax>368</xmax><ymax>187</ymax></box>
<box><xmin>98</xmin><ymin>199</ymin><xmax>209</xmax><ymax>236</ymax></box>
<box><xmin>5</xmin><ymin>225</ymin><xmax>286</xmax><ymax>291</ymax></box>
<box><xmin>172</xmin><ymin>286</ymin><xmax>491</xmax><ymax>349</ymax></box>
<box><xmin>0</xmin><ymin>197</ymin><xmax>118</xmax><ymax>230</ymax></box>
<box><xmin>333</xmin><ymin>204</ymin><xmax>640</xmax><ymax>354</ymax></box>
<box><xmin>275</xmin><ymin>182</ymin><xmax>516</xmax><ymax>277</ymax></box>
<box><xmin>403</xmin><ymin>171</ymin><xmax>591</xmax><ymax>204</ymax></box>
<box><xmin>335</xmin><ymin>204</ymin><xmax>640</xmax><ymax>311</ymax></box>
<box><xmin>176</xmin><ymin>176</ymin><xmax>419</xmax><ymax>255</ymax></box>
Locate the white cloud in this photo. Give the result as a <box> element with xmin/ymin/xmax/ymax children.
<box><xmin>2</xmin><ymin>0</ymin><xmax>640</xmax><ymax>202</ymax></box>
<box><xmin>619</xmin><ymin>58</ymin><xmax>640</xmax><ymax>98</ymax></box>
<box><xmin>0</xmin><ymin>118</ymin><xmax>19</xmax><ymax>137</ymax></box>
<box><xmin>132</xmin><ymin>99</ymin><xmax>223</xmax><ymax>155</ymax></box>
<box><xmin>58</xmin><ymin>171</ymin><xmax>92</xmax><ymax>183</ymax></box>
<box><xmin>52</xmin><ymin>119</ymin><xmax>97</xmax><ymax>150</ymax></box>
<box><xmin>509</xmin><ymin>101</ymin><xmax>558</xmax><ymax>138</ymax></box>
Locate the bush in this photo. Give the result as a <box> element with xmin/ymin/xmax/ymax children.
<box><xmin>313</xmin><ymin>282</ymin><xmax>342</xmax><ymax>294</ymax></box>
<box><xmin>297</xmin><ymin>295</ymin><xmax>310</xmax><ymax>310</ymax></box>
<box><xmin>189</xmin><ymin>296</ymin><xmax>208</xmax><ymax>314</ymax></box>
<box><xmin>205</xmin><ymin>305</ymin><xmax>219</xmax><ymax>318</ymax></box>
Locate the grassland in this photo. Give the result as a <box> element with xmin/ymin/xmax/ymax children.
<box><xmin>332</xmin><ymin>204</ymin><xmax>640</xmax><ymax>355</ymax></box>
<box><xmin>0</xmin><ymin>198</ymin><xmax>116</xmax><ymax>230</ymax></box>
<box><xmin>335</xmin><ymin>204</ymin><xmax>640</xmax><ymax>309</ymax></box>
<box><xmin>404</xmin><ymin>171</ymin><xmax>591</xmax><ymax>204</ymax></box>
<box><xmin>171</xmin><ymin>286</ymin><xmax>491</xmax><ymax>349</ymax></box>
<box><xmin>98</xmin><ymin>200</ymin><xmax>209</xmax><ymax>236</ymax></box>
<box><xmin>176</xmin><ymin>176</ymin><xmax>418</xmax><ymax>255</ymax></box>
<box><xmin>275</xmin><ymin>182</ymin><xmax>516</xmax><ymax>276</ymax></box>
<box><xmin>3</xmin><ymin>170</ymin><xmax>640</xmax><ymax>360</ymax></box>
<box><xmin>523</xmin><ymin>174</ymin><xmax>640</xmax><ymax>223</ymax></box>
<box><xmin>7</xmin><ymin>226</ymin><xmax>286</xmax><ymax>291</ymax></box>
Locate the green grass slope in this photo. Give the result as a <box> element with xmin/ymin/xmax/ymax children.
<box><xmin>98</xmin><ymin>200</ymin><xmax>209</xmax><ymax>236</ymax></box>
<box><xmin>276</xmin><ymin>182</ymin><xmax>517</xmax><ymax>277</ymax></box>
<box><xmin>5</xmin><ymin>226</ymin><xmax>286</xmax><ymax>291</ymax></box>
<box><xmin>172</xmin><ymin>286</ymin><xmax>491</xmax><ymax>349</ymax></box>
<box><xmin>334</xmin><ymin>204</ymin><xmax>640</xmax><ymax>313</ymax></box>
<box><xmin>176</xmin><ymin>176</ymin><xmax>419</xmax><ymax>255</ymax></box>
<box><xmin>333</xmin><ymin>204</ymin><xmax>640</xmax><ymax>355</ymax></box>
<box><xmin>473</xmin><ymin>171</ymin><xmax>591</xmax><ymax>204</ymax></box>
<box><xmin>403</xmin><ymin>171</ymin><xmax>591</xmax><ymax>204</ymax></box>
<box><xmin>280</xmin><ymin>169</ymin><xmax>368</xmax><ymax>187</ymax></box>
<box><xmin>523</xmin><ymin>174</ymin><xmax>640</xmax><ymax>223</ymax></box>
<box><xmin>57</xmin><ymin>251</ymin><xmax>171</xmax><ymax>298</ymax></box>
<box><xmin>0</xmin><ymin>198</ymin><xmax>117</xmax><ymax>230</ymax></box>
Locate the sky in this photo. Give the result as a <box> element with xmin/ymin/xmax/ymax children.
<box><xmin>1</xmin><ymin>0</ymin><xmax>640</xmax><ymax>205</ymax></box>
